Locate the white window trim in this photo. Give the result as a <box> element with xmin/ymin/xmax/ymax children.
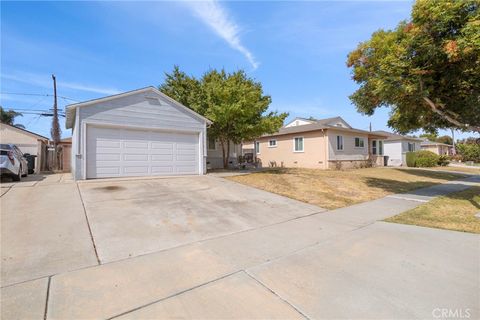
<box><xmin>255</xmin><ymin>141</ymin><xmax>260</xmax><ymax>154</ymax></box>
<box><xmin>336</xmin><ymin>135</ymin><xmax>344</xmax><ymax>151</ymax></box>
<box><xmin>293</xmin><ymin>136</ymin><xmax>304</xmax><ymax>153</ymax></box>
<box><xmin>207</xmin><ymin>137</ymin><xmax>217</xmax><ymax>150</ymax></box>
<box><xmin>354</xmin><ymin>137</ymin><xmax>365</xmax><ymax>149</ymax></box>
<box><xmin>268</xmin><ymin>139</ymin><xmax>277</xmax><ymax>148</ymax></box>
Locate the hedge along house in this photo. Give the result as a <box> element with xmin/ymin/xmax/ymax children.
<box><xmin>65</xmin><ymin>87</ymin><xmax>213</xmax><ymax>180</ymax></box>
<box><xmin>250</xmin><ymin>117</ymin><xmax>388</xmax><ymax>169</ymax></box>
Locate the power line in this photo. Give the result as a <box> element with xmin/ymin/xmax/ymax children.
<box><xmin>0</xmin><ymin>92</ymin><xmax>79</xmax><ymax>102</ymax></box>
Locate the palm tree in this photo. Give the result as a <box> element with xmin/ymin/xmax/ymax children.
<box><xmin>0</xmin><ymin>106</ymin><xmax>24</xmax><ymax>128</ymax></box>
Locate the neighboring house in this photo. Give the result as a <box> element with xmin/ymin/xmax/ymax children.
<box><xmin>206</xmin><ymin>137</ymin><xmax>242</xmax><ymax>169</ymax></box>
<box><xmin>65</xmin><ymin>86</ymin><xmax>214</xmax><ymax>180</ymax></box>
<box><xmin>249</xmin><ymin>116</ymin><xmax>388</xmax><ymax>169</ymax></box>
<box><xmin>420</xmin><ymin>140</ymin><xmax>453</xmax><ymax>156</ymax></box>
<box><xmin>0</xmin><ymin>123</ymin><xmax>49</xmax><ymax>172</ymax></box>
<box><xmin>371</xmin><ymin>130</ymin><xmax>423</xmax><ymax>166</ymax></box>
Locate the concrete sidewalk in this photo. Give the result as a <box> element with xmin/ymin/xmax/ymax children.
<box><xmin>1</xmin><ymin>174</ymin><xmax>479</xmax><ymax>319</ymax></box>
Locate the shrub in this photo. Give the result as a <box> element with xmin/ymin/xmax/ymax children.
<box><xmin>437</xmin><ymin>155</ymin><xmax>450</xmax><ymax>166</ymax></box>
<box><xmin>456</xmin><ymin>143</ymin><xmax>480</xmax><ymax>162</ymax></box>
<box><xmin>406</xmin><ymin>152</ymin><xmax>417</xmax><ymax>167</ymax></box>
<box><xmin>415</xmin><ymin>151</ymin><xmax>440</xmax><ymax>167</ymax></box>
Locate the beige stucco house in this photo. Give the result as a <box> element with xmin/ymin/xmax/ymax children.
<box><xmin>249</xmin><ymin>117</ymin><xmax>388</xmax><ymax>169</ymax></box>
<box><xmin>420</xmin><ymin>140</ymin><xmax>453</xmax><ymax>156</ymax></box>
<box><xmin>0</xmin><ymin>123</ymin><xmax>49</xmax><ymax>172</ymax></box>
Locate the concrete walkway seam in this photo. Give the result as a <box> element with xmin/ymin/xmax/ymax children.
<box><xmin>106</xmin><ymin>270</ymin><xmax>245</xmax><ymax>320</ymax></box>
<box><xmin>75</xmin><ymin>183</ymin><xmax>101</xmax><ymax>265</ymax></box>
<box><xmin>244</xmin><ymin>270</ymin><xmax>311</xmax><ymax>320</ymax></box>
<box><xmin>43</xmin><ymin>276</ymin><xmax>52</xmax><ymax>320</ymax></box>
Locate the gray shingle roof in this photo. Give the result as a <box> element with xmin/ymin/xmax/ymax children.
<box><xmin>371</xmin><ymin>130</ymin><xmax>423</xmax><ymax>141</ymax></box>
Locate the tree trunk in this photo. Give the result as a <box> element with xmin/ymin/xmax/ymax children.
<box><xmin>423</xmin><ymin>97</ymin><xmax>480</xmax><ymax>133</ymax></box>
<box><xmin>220</xmin><ymin>139</ymin><xmax>227</xmax><ymax>169</ymax></box>
<box><xmin>225</xmin><ymin>140</ymin><xmax>231</xmax><ymax>169</ymax></box>
<box><xmin>221</xmin><ymin>140</ymin><xmax>231</xmax><ymax>169</ymax></box>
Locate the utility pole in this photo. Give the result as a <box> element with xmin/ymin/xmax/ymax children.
<box><xmin>451</xmin><ymin>128</ymin><xmax>456</xmax><ymax>155</ymax></box>
<box><xmin>51</xmin><ymin>74</ymin><xmax>62</xmax><ymax>170</ymax></box>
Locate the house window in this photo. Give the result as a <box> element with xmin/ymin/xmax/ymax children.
<box><xmin>336</xmin><ymin>135</ymin><xmax>344</xmax><ymax>151</ymax></box>
<box><xmin>355</xmin><ymin>137</ymin><xmax>365</xmax><ymax>148</ymax></box>
<box><xmin>372</xmin><ymin>140</ymin><xmax>377</xmax><ymax>155</ymax></box>
<box><xmin>294</xmin><ymin>137</ymin><xmax>304</xmax><ymax>152</ymax></box>
<box><xmin>379</xmin><ymin>140</ymin><xmax>384</xmax><ymax>155</ymax></box>
<box><xmin>269</xmin><ymin>139</ymin><xmax>277</xmax><ymax>148</ymax></box>
<box><xmin>408</xmin><ymin>142</ymin><xmax>415</xmax><ymax>152</ymax></box>
<box><xmin>255</xmin><ymin>141</ymin><xmax>260</xmax><ymax>154</ymax></box>
<box><xmin>208</xmin><ymin>137</ymin><xmax>216</xmax><ymax>150</ymax></box>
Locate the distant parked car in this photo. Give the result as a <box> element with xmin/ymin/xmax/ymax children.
<box><xmin>0</xmin><ymin>144</ymin><xmax>28</xmax><ymax>181</ymax></box>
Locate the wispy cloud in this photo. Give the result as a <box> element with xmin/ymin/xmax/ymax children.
<box><xmin>2</xmin><ymin>72</ymin><xmax>120</xmax><ymax>95</ymax></box>
<box><xmin>185</xmin><ymin>0</ymin><xmax>259</xmax><ymax>70</ymax></box>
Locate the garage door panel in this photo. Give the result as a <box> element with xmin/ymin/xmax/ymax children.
<box><xmin>96</xmin><ymin>154</ymin><xmax>121</xmax><ymax>161</ymax></box>
<box><xmin>123</xmin><ymin>154</ymin><xmax>149</xmax><ymax>161</ymax></box>
<box><xmin>124</xmin><ymin>141</ymin><xmax>149</xmax><ymax>149</ymax></box>
<box><xmin>96</xmin><ymin>140</ymin><xmax>121</xmax><ymax>148</ymax></box>
<box><xmin>86</xmin><ymin>126</ymin><xmax>199</xmax><ymax>179</ymax></box>
<box><xmin>151</xmin><ymin>154</ymin><xmax>174</xmax><ymax>161</ymax></box>
<box><xmin>123</xmin><ymin>166</ymin><xmax>149</xmax><ymax>174</ymax></box>
<box><xmin>151</xmin><ymin>166</ymin><xmax>175</xmax><ymax>174</ymax></box>
<box><xmin>94</xmin><ymin>167</ymin><xmax>121</xmax><ymax>175</ymax></box>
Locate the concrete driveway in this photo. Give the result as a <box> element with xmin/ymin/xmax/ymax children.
<box><xmin>1</xmin><ymin>173</ymin><xmax>479</xmax><ymax>319</ymax></box>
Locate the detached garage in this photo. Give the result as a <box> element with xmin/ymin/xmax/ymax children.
<box><xmin>65</xmin><ymin>87</ymin><xmax>211</xmax><ymax>180</ymax></box>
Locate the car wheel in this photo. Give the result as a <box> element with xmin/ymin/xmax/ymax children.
<box><xmin>12</xmin><ymin>167</ymin><xmax>21</xmax><ymax>181</ymax></box>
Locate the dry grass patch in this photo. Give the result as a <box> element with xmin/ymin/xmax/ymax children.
<box><xmin>227</xmin><ymin>167</ymin><xmax>466</xmax><ymax>210</ymax></box>
<box><xmin>428</xmin><ymin>166</ymin><xmax>480</xmax><ymax>175</ymax></box>
<box><xmin>385</xmin><ymin>186</ymin><xmax>480</xmax><ymax>234</ymax></box>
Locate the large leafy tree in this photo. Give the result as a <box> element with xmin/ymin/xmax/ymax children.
<box><xmin>347</xmin><ymin>0</ymin><xmax>480</xmax><ymax>134</ymax></box>
<box><xmin>0</xmin><ymin>106</ymin><xmax>24</xmax><ymax>129</ymax></box>
<box><xmin>160</xmin><ymin>67</ymin><xmax>287</xmax><ymax>168</ymax></box>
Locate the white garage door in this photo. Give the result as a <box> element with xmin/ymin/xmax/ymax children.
<box><xmin>86</xmin><ymin>126</ymin><xmax>199</xmax><ymax>179</ymax></box>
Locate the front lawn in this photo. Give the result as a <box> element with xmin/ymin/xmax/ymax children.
<box><xmin>427</xmin><ymin>166</ymin><xmax>480</xmax><ymax>175</ymax></box>
<box><xmin>227</xmin><ymin>167</ymin><xmax>466</xmax><ymax>210</ymax></box>
<box><xmin>385</xmin><ymin>186</ymin><xmax>480</xmax><ymax>234</ymax></box>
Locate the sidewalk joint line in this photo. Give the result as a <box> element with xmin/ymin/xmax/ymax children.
<box><xmin>76</xmin><ymin>183</ymin><xmax>101</xmax><ymax>265</ymax></box>
<box><xmin>244</xmin><ymin>270</ymin><xmax>310</xmax><ymax>320</ymax></box>
<box><xmin>0</xmin><ymin>186</ymin><xmax>12</xmax><ymax>198</ymax></box>
<box><xmin>43</xmin><ymin>276</ymin><xmax>52</xmax><ymax>320</ymax></box>
<box><xmin>107</xmin><ymin>270</ymin><xmax>243</xmax><ymax>319</ymax></box>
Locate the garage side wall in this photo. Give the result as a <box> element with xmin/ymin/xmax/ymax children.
<box><xmin>74</xmin><ymin>92</ymin><xmax>207</xmax><ymax>179</ymax></box>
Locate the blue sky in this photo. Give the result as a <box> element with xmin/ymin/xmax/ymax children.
<box><xmin>0</xmin><ymin>1</ymin><xmax>473</xmax><ymax>140</ymax></box>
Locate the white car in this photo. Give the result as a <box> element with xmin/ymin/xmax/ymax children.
<box><xmin>0</xmin><ymin>144</ymin><xmax>28</xmax><ymax>181</ymax></box>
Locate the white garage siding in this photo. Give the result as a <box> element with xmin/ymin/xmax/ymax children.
<box><xmin>67</xmin><ymin>87</ymin><xmax>209</xmax><ymax>180</ymax></box>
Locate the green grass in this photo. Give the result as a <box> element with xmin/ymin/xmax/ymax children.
<box><xmin>385</xmin><ymin>186</ymin><xmax>480</xmax><ymax>234</ymax></box>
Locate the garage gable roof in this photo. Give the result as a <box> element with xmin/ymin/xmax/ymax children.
<box><xmin>65</xmin><ymin>86</ymin><xmax>212</xmax><ymax>129</ymax></box>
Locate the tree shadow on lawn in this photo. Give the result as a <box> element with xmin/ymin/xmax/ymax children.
<box><xmin>365</xmin><ymin>177</ymin><xmax>480</xmax><ymax>209</ymax></box>
<box><xmin>391</xmin><ymin>168</ymin><xmax>467</xmax><ymax>180</ymax></box>
<box><xmin>441</xmin><ymin>186</ymin><xmax>480</xmax><ymax>210</ymax></box>
<box><xmin>363</xmin><ymin>177</ymin><xmax>439</xmax><ymax>194</ymax></box>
